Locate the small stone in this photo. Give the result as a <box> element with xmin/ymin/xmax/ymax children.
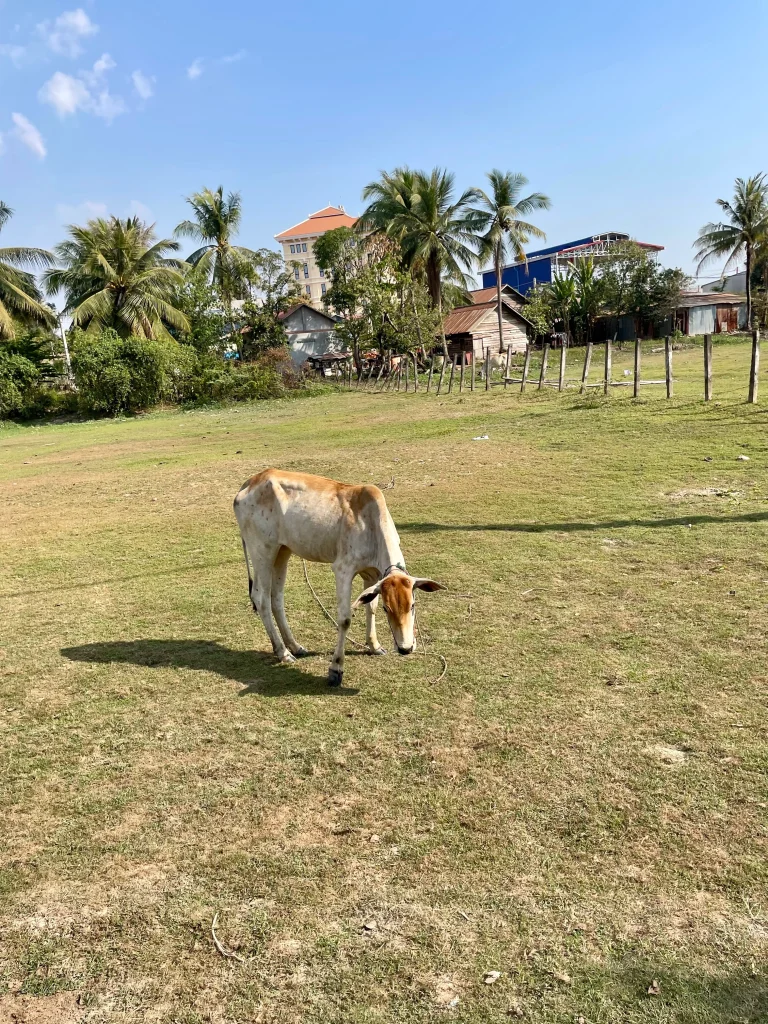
<box><xmin>737</xmin><ymin>455</ymin><xmax>750</xmax><ymax>461</ymax></box>
<box><xmin>362</xmin><ymin>919</ymin><xmax>378</xmax><ymax>932</ymax></box>
<box><xmin>553</xmin><ymin>971</ymin><xmax>572</xmax><ymax>985</ymax></box>
<box><xmin>484</xmin><ymin>970</ymin><xmax>501</xmax><ymax>985</ymax></box>
<box><xmin>647</xmin><ymin>979</ymin><xmax>661</xmax><ymax>996</ymax></box>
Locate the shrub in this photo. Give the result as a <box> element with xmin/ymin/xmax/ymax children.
<box><xmin>0</xmin><ymin>352</ymin><xmax>41</xmax><ymax>418</ymax></box>
<box><xmin>71</xmin><ymin>329</ymin><xmax>173</xmax><ymax>415</ymax></box>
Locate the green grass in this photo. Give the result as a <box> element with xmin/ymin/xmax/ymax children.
<box><xmin>1</xmin><ymin>339</ymin><xmax>767</xmax><ymax>1023</ymax></box>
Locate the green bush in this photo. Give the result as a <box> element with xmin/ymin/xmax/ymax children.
<box><xmin>0</xmin><ymin>352</ymin><xmax>42</xmax><ymax>417</ymax></box>
<box><xmin>189</xmin><ymin>358</ymin><xmax>285</xmax><ymax>405</ymax></box>
<box><xmin>71</xmin><ymin>329</ymin><xmax>175</xmax><ymax>415</ymax></box>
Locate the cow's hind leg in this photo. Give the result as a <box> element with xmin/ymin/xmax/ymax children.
<box><xmin>248</xmin><ymin>546</ymin><xmax>295</xmax><ymax>664</ymax></box>
<box><xmin>271</xmin><ymin>547</ymin><xmax>308</xmax><ymax>658</ymax></box>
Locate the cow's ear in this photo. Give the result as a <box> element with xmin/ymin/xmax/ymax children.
<box><xmin>412</xmin><ymin>578</ymin><xmax>446</xmax><ymax>593</ymax></box>
<box><xmin>353</xmin><ymin>582</ymin><xmax>382</xmax><ymax>608</ymax></box>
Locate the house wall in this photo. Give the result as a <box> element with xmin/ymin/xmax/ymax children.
<box><xmin>283</xmin><ymin>306</ymin><xmax>344</xmax><ymax>366</ymax></box>
<box><xmin>448</xmin><ymin>309</ymin><xmax>528</xmax><ymax>358</ymax></box>
<box><xmin>689</xmin><ymin>305</ymin><xmax>716</xmax><ymax>335</ymax></box>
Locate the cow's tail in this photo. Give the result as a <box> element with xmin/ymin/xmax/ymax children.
<box><xmin>241</xmin><ymin>538</ymin><xmax>257</xmax><ymax>611</ymax></box>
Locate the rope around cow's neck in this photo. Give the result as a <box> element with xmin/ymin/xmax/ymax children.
<box><xmin>301</xmin><ymin>560</ymin><xmax>447</xmax><ymax>682</ymax></box>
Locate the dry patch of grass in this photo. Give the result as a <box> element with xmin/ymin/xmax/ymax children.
<box><xmin>1</xmin><ymin>340</ymin><xmax>767</xmax><ymax>1022</ymax></box>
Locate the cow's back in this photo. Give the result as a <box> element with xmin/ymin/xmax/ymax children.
<box><xmin>234</xmin><ymin>469</ymin><xmax>380</xmax><ymax>565</ymax></box>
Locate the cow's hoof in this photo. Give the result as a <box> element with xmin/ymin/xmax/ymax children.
<box><xmin>328</xmin><ymin>667</ymin><xmax>344</xmax><ymax>687</ymax></box>
<box><xmin>279</xmin><ymin>651</ymin><xmax>297</xmax><ymax>665</ymax></box>
<box><xmin>292</xmin><ymin>645</ymin><xmax>310</xmax><ymax>658</ymax></box>
<box><xmin>368</xmin><ymin>645</ymin><xmax>387</xmax><ymax>656</ymax></box>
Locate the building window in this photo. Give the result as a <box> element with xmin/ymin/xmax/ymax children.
<box><xmin>294</xmin><ymin>266</ymin><xmax>299</xmax><ymax>280</ymax></box>
<box><xmin>302</xmin><ymin>242</ymin><xmax>307</xmax><ymax>252</ymax></box>
<box><xmin>305</xmin><ymin>285</ymin><xmax>311</xmax><ymax>296</ymax></box>
<box><xmin>290</xmin><ymin>244</ymin><xmax>296</xmax><ymax>254</ymax></box>
<box><xmin>303</xmin><ymin>263</ymin><xmax>309</xmax><ymax>278</ymax></box>
<box><xmin>321</xmin><ymin>283</ymin><xmax>326</xmax><ymax>296</ymax></box>
<box><xmin>319</xmin><ymin>268</ymin><xmax>325</xmax><ymax>278</ymax></box>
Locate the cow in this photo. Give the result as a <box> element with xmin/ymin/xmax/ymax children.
<box><xmin>233</xmin><ymin>469</ymin><xmax>445</xmax><ymax>685</ymax></box>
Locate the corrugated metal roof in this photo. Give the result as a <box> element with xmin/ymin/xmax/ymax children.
<box><xmin>444</xmin><ymin>301</ymin><xmax>533</xmax><ymax>335</ymax></box>
<box><xmin>469</xmin><ymin>285</ymin><xmax>527</xmax><ymax>305</ymax></box>
<box><xmin>677</xmin><ymin>292</ymin><xmax>745</xmax><ymax>307</ymax></box>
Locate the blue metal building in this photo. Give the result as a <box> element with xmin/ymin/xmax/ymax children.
<box><xmin>481</xmin><ymin>232</ymin><xmax>664</xmax><ymax>295</ymax></box>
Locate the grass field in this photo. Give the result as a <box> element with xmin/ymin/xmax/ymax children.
<box><xmin>1</xmin><ymin>338</ymin><xmax>767</xmax><ymax>1024</ymax></box>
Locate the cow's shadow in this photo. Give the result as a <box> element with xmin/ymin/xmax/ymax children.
<box><xmin>61</xmin><ymin>640</ymin><xmax>359</xmax><ymax>696</ymax></box>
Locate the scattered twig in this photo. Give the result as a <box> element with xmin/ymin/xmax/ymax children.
<box><xmin>434</xmin><ymin>655</ymin><xmax>448</xmax><ymax>683</ymax></box>
<box><xmin>377</xmin><ymin>476</ymin><xmax>395</xmax><ymax>490</ymax></box>
<box><xmin>457</xmin><ymin>909</ymin><xmax>471</xmax><ymax>922</ymax></box>
<box><xmin>211</xmin><ymin>912</ymin><xmax>252</xmax><ymax>964</ymax></box>
<box><xmin>302</xmin><ymin>560</ymin><xmax>367</xmax><ymax>650</ymax></box>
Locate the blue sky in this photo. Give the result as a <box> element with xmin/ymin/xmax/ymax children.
<box><xmin>1</xmin><ymin>0</ymin><xmax>767</xmax><ymax>288</ymax></box>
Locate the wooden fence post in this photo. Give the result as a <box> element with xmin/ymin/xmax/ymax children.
<box><xmin>426</xmin><ymin>354</ymin><xmax>435</xmax><ymax>392</ymax></box>
<box><xmin>603</xmin><ymin>336</ymin><xmax>612</xmax><ymax>396</ymax></box>
<box><xmin>558</xmin><ymin>339</ymin><xmax>567</xmax><ymax>392</ymax></box>
<box><xmin>448</xmin><ymin>354</ymin><xmax>457</xmax><ymax>393</ymax></box>
<box><xmin>412</xmin><ymin>352</ymin><xmax>419</xmax><ymax>391</ymax></box>
<box><xmin>436</xmin><ymin>354</ymin><xmax>447</xmax><ymax>395</ymax></box>
<box><xmin>749</xmin><ymin>329</ymin><xmax>760</xmax><ymax>403</ymax></box>
<box><xmin>538</xmin><ymin>341</ymin><xmax>550</xmax><ymax>390</ymax></box>
<box><xmin>633</xmin><ymin>336</ymin><xmax>641</xmax><ymax>398</ymax></box>
<box><xmin>396</xmin><ymin>363</ymin><xmax>402</xmax><ymax>392</ymax></box>
<box><xmin>470</xmin><ymin>351</ymin><xmax>475</xmax><ymax>391</ymax></box>
<box><xmin>348</xmin><ymin>360</ymin><xmax>353</xmax><ymax>388</ymax></box>
<box><xmin>374</xmin><ymin>359</ymin><xmax>384</xmax><ymax>390</ymax></box>
<box><xmin>504</xmin><ymin>346</ymin><xmax>512</xmax><ymax>390</ymax></box>
<box><xmin>404</xmin><ymin>358</ymin><xmax>409</xmax><ymax>392</ymax></box>
<box><xmin>521</xmin><ymin>344</ymin><xmax>531</xmax><ymax>392</ymax></box>
<box><xmin>459</xmin><ymin>353</ymin><xmax>465</xmax><ymax>392</ymax></box>
<box><xmin>704</xmin><ymin>333</ymin><xmax>712</xmax><ymax>401</ymax></box>
<box><xmin>665</xmin><ymin>335</ymin><xmax>673</xmax><ymax>398</ymax></box>
<box><xmin>580</xmin><ymin>342</ymin><xmax>593</xmax><ymax>394</ymax></box>
<box><xmin>485</xmin><ymin>349</ymin><xmax>491</xmax><ymax>390</ymax></box>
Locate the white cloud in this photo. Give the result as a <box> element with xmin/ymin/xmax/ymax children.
<box><xmin>131</xmin><ymin>70</ymin><xmax>154</xmax><ymax>100</ymax></box>
<box><xmin>38</xmin><ymin>55</ymin><xmax>126</xmax><ymax>123</ymax></box>
<box><xmin>222</xmin><ymin>49</ymin><xmax>246</xmax><ymax>64</ymax></box>
<box><xmin>37</xmin><ymin>8</ymin><xmax>98</xmax><ymax>58</ymax></box>
<box><xmin>39</xmin><ymin>71</ymin><xmax>90</xmax><ymax>116</ymax></box>
<box><xmin>187</xmin><ymin>59</ymin><xmax>203</xmax><ymax>80</ymax></box>
<box><xmin>56</xmin><ymin>200</ymin><xmax>108</xmax><ymax>222</ymax></box>
<box><xmin>11</xmin><ymin>113</ymin><xmax>47</xmax><ymax>159</ymax></box>
<box><xmin>0</xmin><ymin>44</ymin><xmax>26</xmax><ymax>67</ymax></box>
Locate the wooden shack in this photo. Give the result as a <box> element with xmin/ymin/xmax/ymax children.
<box><xmin>443</xmin><ymin>300</ymin><xmax>531</xmax><ymax>361</ymax></box>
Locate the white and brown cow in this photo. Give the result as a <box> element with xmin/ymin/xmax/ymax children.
<box><xmin>233</xmin><ymin>469</ymin><xmax>444</xmax><ymax>685</ymax></box>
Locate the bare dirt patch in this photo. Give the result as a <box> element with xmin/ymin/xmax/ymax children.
<box><xmin>0</xmin><ymin>992</ymin><xmax>82</xmax><ymax>1024</ymax></box>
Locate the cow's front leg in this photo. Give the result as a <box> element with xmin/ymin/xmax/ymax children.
<box><xmin>328</xmin><ymin>568</ymin><xmax>354</xmax><ymax>686</ymax></box>
<box><xmin>364</xmin><ymin>595</ymin><xmax>386</xmax><ymax>655</ymax></box>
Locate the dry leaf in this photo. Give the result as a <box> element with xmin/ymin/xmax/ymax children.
<box><xmin>484</xmin><ymin>970</ymin><xmax>501</xmax><ymax>985</ymax></box>
<box><xmin>647</xmin><ymin>979</ymin><xmax>661</xmax><ymax>996</ymax></box>
<box><xmin>553</xmin><ymin>971</ymin><xmax>572</xmax><ymax>985</ymax></box>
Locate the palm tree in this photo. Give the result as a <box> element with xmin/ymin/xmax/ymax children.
<box><xmin>0</xmin><ymin>201</ymin><xmax>55</xmax><ymax>340</ymax></box>
<box><xmin>548</xmin><ymin>275</ymin><xmax>576</xmax><ymax>339</ymax></box>
<box><xmin>45</xmin><ymin>216</ymin><xmax>189</xmax><ymax>338</ymax></box>
<box><xmin>360</xmin><ymin>168</ymin><xmax>483</xmax><ymax>356</ymax></box>
<box><xmin>473</xmin><ymin>171</ymin><xmax>550</xmax><ymax>353</ymax></box>
<box><xmin>175</xmin><ymin>187</ymin><xmax>258</xmax><ymax>316</ymax></box>
<box><xmin>571</xmin><ymin>257</ymin><xmax>601</xmax><ymax>343</ymax></box>
<box><xmin>694</xmin><ymin>174</ymin><xmax>768</xmax><ymax>329</ymax></box>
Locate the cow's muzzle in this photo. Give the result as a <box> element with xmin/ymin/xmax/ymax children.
<box><xmin>396</xmin><ymin>644</ymin><xmax>414</xmax><ymax>656</ymax></box>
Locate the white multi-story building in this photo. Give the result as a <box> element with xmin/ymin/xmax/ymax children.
<box><xmin>275</xmin><ymin>205</ymin><xmax>357</xmax><ymax>305</ymax></box>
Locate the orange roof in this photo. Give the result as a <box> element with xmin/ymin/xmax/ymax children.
<box><xmin>275</xmin><ymin>205</ymin><xmax>357</xmax><ymax>241</ymax></box>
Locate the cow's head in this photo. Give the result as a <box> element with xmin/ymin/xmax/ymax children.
<box><xmin>353</xmin><ymin>571</ymin><xmax>445</xmax><ymax>655</ymax></box>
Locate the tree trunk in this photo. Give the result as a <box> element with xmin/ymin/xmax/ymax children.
<box><xmin>495</xmin><ymin>246</ymin><xmax>504</xmax><ymax>354</ymax></box>
<box><xmin>437</xmin><ymin>288</ymin><xmax>448</xmax><ymax>359</ymax></box>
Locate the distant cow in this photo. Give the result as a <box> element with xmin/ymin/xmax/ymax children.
<box><xmin>234</xmin><ymin>469</ymin><xmax>444</xmax><ymax>685</ymax></box>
